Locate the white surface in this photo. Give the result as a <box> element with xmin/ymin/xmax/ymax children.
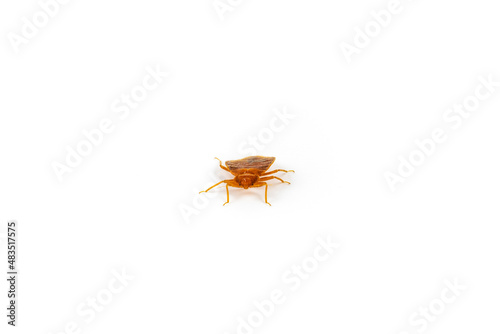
<box><xmin>1</xmin><ymin>0</ymin><xmax>499</xmax><ymax>333</ymax></box>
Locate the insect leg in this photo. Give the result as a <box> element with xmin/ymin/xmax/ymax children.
<box><xmin>199</xmin><ymin>180</ymin><xmax>231</xmax><ymax>194</ymax></box>
<box><xmin>263</xmin><ymin>182</ymin><xmax>270</xmax><ymax>206</ymax></box>
<box><xmin>223</xmin><ymin>183</ymin><xmax>230</xmax><ymax>206</ymax></box>
<box><xmin>259</xmin><ymin>176</ymin><xmax>290</xmax><ymax>184</ymax></box>
<box><xmin>261</xmin><ymin>169</ymin><xmax>295</xmax><ymax>176</ymax></box>
<box><xmin>252</xmin><ymin>182</ymin><xmax>271</xmax><ymax>206</ymax></box>
<box><xmin>214</xmin><ymin>157</ymin><xmax>230</xmax><ymax>172</ymax></box>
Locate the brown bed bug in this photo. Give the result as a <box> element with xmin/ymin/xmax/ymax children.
<box><xmin>199</xmin><ymin>156</ymin><xmax>294</xmax><ymax>206</ymax></box>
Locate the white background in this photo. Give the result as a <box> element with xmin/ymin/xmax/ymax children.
<box><xmin>1</xmin><ymin>0</ymin><xmax>500</xmax><ymax>333</ymax></box>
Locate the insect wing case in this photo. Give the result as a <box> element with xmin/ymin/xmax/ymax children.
<box><xmin>225</xmin><ymin>156</ymin><xmax>276</xmax><ymax>173</ymax></box>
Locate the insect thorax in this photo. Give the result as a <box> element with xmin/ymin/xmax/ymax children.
<box><xmin>235</xmin><ymin>173</ymin><xmax>258</xmax><ymax>188</ymax></box>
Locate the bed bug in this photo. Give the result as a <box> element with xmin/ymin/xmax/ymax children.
<box><xmin>199</xmin><ymin>156</ymin><xmax>294</xmax><ymax>206</ymax></box>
